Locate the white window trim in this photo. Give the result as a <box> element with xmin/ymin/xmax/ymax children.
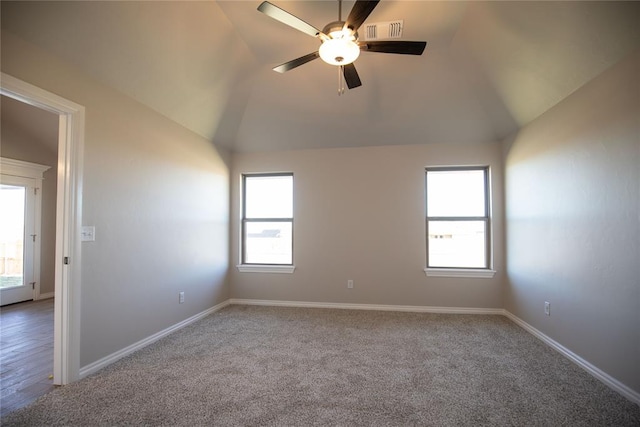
<box><xmin>425</xmin><ymin>166</ymin><xmax>493</xmax><ymax>273</ymax></box>
<box><xmin>237</xmin><ymin>264</ymin><xmax>296</xmax><ymax>274</ymax></box>
<box><xmin>240</xmin><ymin>173</ymin><xmax>294</xmax><ymax>267</ymax></box>
<box><xmin>424</xmin><ymin>268</ymin><xmax>496</xmax><ymax>278</ymax></box>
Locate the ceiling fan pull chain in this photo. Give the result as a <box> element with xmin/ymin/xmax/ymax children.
<box><xmin>338</xmin><ymin>65</ymin><xmax>345</xmax><ymax>95</ymax></box>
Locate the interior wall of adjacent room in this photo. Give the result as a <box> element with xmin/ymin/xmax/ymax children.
<box><xmin>0</xmin><ymin>99</ymin><xmax>58</xmax><ymax>296</ymax></box>
<box><xmin>231</xmin><ymin>142</ymin><xmax>505</xmax><ymax>309</ymax></box>
<box><xmin>503</xmin><ymin>50</ymin><xmax>639</xmax><ymax>394</ymax></box>
<box><xmin>1</xmin><ymin>30</ymin><xmax>231</xmax><ymax>368</ymax></box>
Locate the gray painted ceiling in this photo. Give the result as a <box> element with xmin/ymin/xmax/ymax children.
<box><xmin>2</xmin><ymin>1</ymin><xmax>639</xmax><ymax>152</ymax></box>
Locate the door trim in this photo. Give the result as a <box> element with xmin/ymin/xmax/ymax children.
<box><xmin>1</xmin><ymin>72</ymin><xmax>85</xmax><ymax>385</ymax></box>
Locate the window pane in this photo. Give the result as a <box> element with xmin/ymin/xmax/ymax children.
<box><xmin>245</xmin><ymin>222</ymin><xmax>292</xmax><ymax>264</ymax></box>
<box><xmin>0</xmin><ymin>185</ymin><xmax>25</xmax><ymax>289</ymax></box>
<box><xmin>427</xmin><ymin>170</ymin><xmax>485</xmax><ymax>217</ymax></box>
<box><xmin>245</xmin><ymin>175</ymin><xmax>293</xmax><ymax>218</ymax></box>
<box><xmin>428</xmin><ymin>221</ymin><xmax>486</xmax><ymax>268</ymax></box>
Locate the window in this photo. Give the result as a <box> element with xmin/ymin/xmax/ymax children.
<box><xmin>425</xmin><ymin>167</ymin><xmax>493</xmax><ymax>276</ymax></box>
<box><xmin>240</xmin><ymin>173</ymin><xmax>293</xmax><ymax>270</ymax></box>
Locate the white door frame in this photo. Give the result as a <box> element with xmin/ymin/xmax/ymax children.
<box><xmin>1</xmin><ymin>72</ymin><xmax>84</xmax><ymax>385</ymax></box>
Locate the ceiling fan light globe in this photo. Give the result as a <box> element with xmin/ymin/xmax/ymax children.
<box><xmin>319</xmin><ymin>39</ymin><xmax>360</xmax><ymax>66</ymax></box>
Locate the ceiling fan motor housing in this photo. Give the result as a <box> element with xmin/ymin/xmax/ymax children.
<box><xmin>319</xmin><ymin>21</ymin><xmax>360</xmax><ymax>65</ymax></box>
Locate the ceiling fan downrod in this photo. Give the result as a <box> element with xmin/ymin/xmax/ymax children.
<box><xmin>335</xmin><ymin>2</ymin><xmax>348</xmax><ymax>96</ymax></box>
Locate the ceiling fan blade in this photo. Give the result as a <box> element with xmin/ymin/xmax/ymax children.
<box><xmin>273</xmin><ymin>52</ymin><xmax>320</xmax><ymax>73</ymax></box>
<box><xmin>342</xmin><ymin>63</ymin><xmax>362</xmax><ymax>89</ymax></box>
<box><xmin>258</xmin><ymin>1</ymin><xmax>323</xmax><ymax>38</ymax></box>
<box><xmin>360</xmin><ymin>41</ymin><xmax>427</xmax><ymax>55</ymax></box>
<box><xmin>345</xmin><ymin>0</ymin><xmax>380</xmax><ymax>32</ymax></box>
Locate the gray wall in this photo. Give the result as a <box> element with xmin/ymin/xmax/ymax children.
<box><xmin>1</xmin><ymin>97</ymin><xmax>58</xmax><ymax>296</ymax></box>
<box><xmin>2</xmin><ymin>31</ymin><xmax>231</xmax><ymax>367</ymax></box>
<box><xmin>231</xmin><ymin>142</ymin><xmax>505</xmax><ymax>309</ymax></box>
<box><xmin>503</xmin><ymin>50</ymin><xmax>639</xmax><ymax>393</ymax></box>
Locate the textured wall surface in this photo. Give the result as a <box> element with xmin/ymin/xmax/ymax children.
<box><xmin>504</xmin><ymin>50</ymin><xmax>640</xmax><ymax>393</ymax></box>
<box><xmin>231</xmin><ymin>142</ymin><xmax>505</xmax><ymax>309</ymax></box>
<box><xmin>2</xmin><ymin>31</ymin><xmax>231</xmax><ymax>368</ymax></box>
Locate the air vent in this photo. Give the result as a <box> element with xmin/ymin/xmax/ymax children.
<box><xmin>362</xmin><ymin>20</ymin><xmax>403</xmax><ymax>41</ymax></box>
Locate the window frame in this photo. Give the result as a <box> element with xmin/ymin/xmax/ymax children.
<box><xmin>425</xmin><ymin>166</ymin><xmax>495</xmax><ymax>277</ymax></box>
<box><xmin>239</xmin><ymin>172</ymin><xmax>294</xmax><ymax>272</ymax></box>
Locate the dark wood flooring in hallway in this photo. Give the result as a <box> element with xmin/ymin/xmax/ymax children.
<box><xmin>0</xmin><ymin>298</ymin><xmax>56</xmax><ymax>417</ymax></box>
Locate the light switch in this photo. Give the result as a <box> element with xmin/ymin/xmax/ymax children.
<box><xmin>81</xmin><ymin>226</ymin><xmax>96</xmax><ymax>242</ymax></box>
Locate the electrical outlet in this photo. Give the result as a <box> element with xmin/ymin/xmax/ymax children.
<box><xmin>179</xmin><ymin>292</ymin><xmax>185</xmax><ymax>304</ymax></box>
<box><xmin>544</xmin><ymin>301</ymin><xmax>550</xmax><ymax>316</ymax></box>
<box><xmin>347</xmin><ymin>280</ymin><xmax>354</xmax><ymax>289</ymax></box>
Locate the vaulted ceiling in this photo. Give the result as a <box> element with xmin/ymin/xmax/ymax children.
<box><xmin>2</xmin><ymin>1</ymin><xmax>639</xmax><ymax>152</ymax></box>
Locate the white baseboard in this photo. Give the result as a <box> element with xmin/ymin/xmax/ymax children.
<box><xmin>36</xmin><ymin>292</ymin><xmax>54</xmax><ymax>300</ymax></box>
<box><xmin>228</xmin><ymin>298</ymin><xmax>504</xmax><ymax>315</ymax></box>
<box><xmin>79</xmin><ymin>300</ymin><xmax>230</xmax><ymax>379</ymax></box>
<box><xmin>503</xmin><ymin>310</ymin><xmax>640</xmax><ymax>406</ymax></box>
<box><xmin>77</xmin><ymin>297</ymin><xmax>639</xmax><ymax>407</ymax></box>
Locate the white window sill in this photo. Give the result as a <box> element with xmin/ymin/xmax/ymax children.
<box><xmin>424</xmin><ymin>268</ymin><xmax>496</xmax><ymax>278</ymax></box>
<box><xmin>237</xmin><ymin>264</ymin><xmax>296</xmax><ymax>274</ymax></box>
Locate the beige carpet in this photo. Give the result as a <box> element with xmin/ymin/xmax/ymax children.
<box><xmin>3</xmin><ymin>305</ymin><xmax>639</xmax><ymax>426</ymax></box>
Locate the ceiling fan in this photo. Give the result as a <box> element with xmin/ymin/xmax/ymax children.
<box><xmin>257</xmin><ymin>0</ymin><xmax>427</xmax><ymax>94</ymax></box>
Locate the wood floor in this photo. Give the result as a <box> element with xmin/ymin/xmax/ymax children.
<box><xmin>0</xmin><ymin>298</ymin><xmax>56</xmax><ymax>417</ymax></box>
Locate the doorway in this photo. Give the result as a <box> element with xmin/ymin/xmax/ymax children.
<box><xmin>1</xmin><ymin>177</ymin><xmax>34</xmax><ymax>305</ymax></box>
<box><xmin>1</xmin><ymin>73</ymin><xmax>84</xmax><ymax>385</ymax></box>
<box><xmin>0</xmin><ymin>152</ymin><xmax>57</xmax><ymax>306</ymax></box>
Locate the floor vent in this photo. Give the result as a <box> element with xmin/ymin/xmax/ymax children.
<box><xmin>362</xmin><ymin>20</ymin><xmax>403</xmax><ymax>40</ymax></box>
